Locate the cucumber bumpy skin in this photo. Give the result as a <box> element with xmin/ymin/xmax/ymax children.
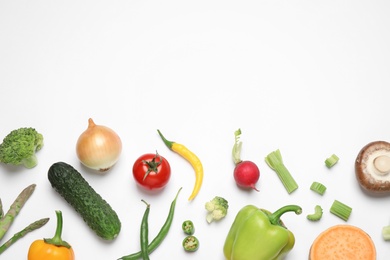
<box><xmin>48</xmin><ymin>162</ymin><xmax>121</xmax><ymax>240</ymax></box>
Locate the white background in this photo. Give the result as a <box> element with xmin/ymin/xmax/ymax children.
<box><xmin>1</xmin><ymin>0</ymin><xmax>390</xmax><ymax>259</ymax></box>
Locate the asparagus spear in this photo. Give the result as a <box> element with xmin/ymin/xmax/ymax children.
<box><xmin>0</xmin><ymin>184</ymin><xmax>36</xmax><ymax>240</ymax></box>
<box><xmin>0</xmin><ymin>199</ymin><xmax>3</xmax><ymax>219</ymax></box>
<box><xmin>0</xmin><ymin>217</ymin><xmax>49</xmax><ymax>254</ymax></box>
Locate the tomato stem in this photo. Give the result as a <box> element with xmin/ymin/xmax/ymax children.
<box><xmin>142</xmin><ymin>152</ymin><xmax>162</xmax><ymax>181</ymax></box>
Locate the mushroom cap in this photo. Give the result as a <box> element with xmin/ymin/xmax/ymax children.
<box><xmin>355</xmin><ymin>141</ymin><xmax>390</xmax><ymax>194</ymax></box>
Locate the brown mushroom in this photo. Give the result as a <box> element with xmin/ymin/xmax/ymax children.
<box><xmin>355</xmin><ymin>141</ymin><xmax>390</xmax><ymax>194</ymax></box>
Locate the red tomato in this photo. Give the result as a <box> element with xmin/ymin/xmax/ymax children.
<box><xmin>132</xmin><ymin>153</ymin><xmax>171</xmax><ymax>190</ymax></box>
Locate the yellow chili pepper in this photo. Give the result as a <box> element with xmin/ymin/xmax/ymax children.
<box><xmin>157</xmin><ymin>130</ymin><xmax>203</xmax><ymax>201</ymax></box>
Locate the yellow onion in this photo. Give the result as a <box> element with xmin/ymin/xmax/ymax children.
<box><xmin>76</xmin><ymin>118</ymin><xmax>122</xmax><ymax>172</ymax></box>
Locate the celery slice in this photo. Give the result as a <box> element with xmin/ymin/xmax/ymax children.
<box><xmin>307</xmin><ymin>205</ymin><xmax>323</xmax><ymax>221</ymax></box>
<box><xmin>330</xmin><ymin>200</ymin><xmax>352</xmax><ymax>221</ymax></box>
<box><xmin>325</xmin><ymin>154</ymin><xmax>339</xmax><ymax>168</ymax></box>
<box><xmin>265</xmin><ymin>149</ymin><xmax>298</xmax><ymax>194</ymax></box>
<box><xmin>382</xmin><ymin>226</ymin><xmax>390</xmax><ymax>241</ymax></box>
<box><xmin>310</xmin><ymin>181</ymin><xmax>327</xmax><ymax>195</ymax></box>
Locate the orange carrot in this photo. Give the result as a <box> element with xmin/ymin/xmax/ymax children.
<box><xmin>309</xmin><ymin>224</ymin><xmax>376</xmax><ymax>260</ymax></box>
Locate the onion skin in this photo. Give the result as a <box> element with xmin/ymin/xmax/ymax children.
<box><xmin>76</xmin><ymin>118</ymin><xmax>122</xmax><ymax>172</ymax></box>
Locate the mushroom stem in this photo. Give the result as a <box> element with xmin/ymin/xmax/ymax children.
<box><xmin>373</xmin><ymin>155</ymin><xmax>390</xmax><ymax>175</ymax></box>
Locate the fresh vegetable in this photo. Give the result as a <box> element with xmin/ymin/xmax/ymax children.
<box><xmin>205</xmin><ymin>196</ymin><xmax>228</xmax><ymax>224</ymax></box>
<box><xmin>0</xmin><ymin>184</ymin><xmax>48</xmax><ymax>255</ymax></box>
<box><xmin>0</xmin><ymin>217</ymin><xmax>49</xmax><ymax>255</ymax></box>
<box><xmin>76</xmin><ymin>118</ymin><xmax>122</xmax><ymax>172</ymax></box>
<box><xmin>0</xmin><ymin>218</ymin><xmax>49</xmax><ymax>255</ymax></box>
<box><xmin>325</xmin><ymin>154</ymin><xmax>339</xmax><ymax>168</ymax></box>
<box><xmin>265</xmin><ymin>149</ymin><xmax>299</xmax><ymax>194</ymax></box>
<box><xmin>182</xmin><ymin>220</ymin><xmax>195</xmax><ymax>235</ymax></box>
<box><xmin>309</xmin><ymin>225</ymin><xmax>376</xmax><ymax>259</ymax></box>
<box><xmin>118</xmin><ymin>188</ymin><xmax>182</xmax><ymax>260</ymax></box>
<box><xmin>132</xmin><ymin>152</ymin><xmax>171</xmax><ymax>191</ymax></box>
<box><xmin>307</xmin><ymin>205</ymin><xmax>323</xmax><ymax>221</ymax></box>
<box><xmin>382</xmin><ymin>225</ymin><xmax>390</xmax><ymax>241</ymax></box>
<box><xmin>140</xmin><ymin>200</ymin><xmax>150</xmax><ymax>260</ymax></box>
<box><xmin>28</xmin><ymin>211</ymin><xmax>74</xmax><ymax>260</ymax></box>
<box><xmin>310</xmin><ymin>181</ymin><xmax>327</xmax><ymax>195</ymax></box>
<box><xmin>330</xmin><ymin>200</ymin><xmax>352</xmax><ymax>221</ymax></box>
<box><xmin>223</xmin><ymin>204</ymin><xmax>302</xmax><ymax>260</ymax></box>
<box><xmin>0</xmin><ymin>127</ymin><xmax>43</xmax><ymax>168</ymax></box>
<box><xmin>182</xmin><ymin>235</ymin><xmax>199</xmax><ymax>252</ymax></box>
<box><xmin>355</xmin><ymin>141</ymin><xmax>390</xmax><ymax>193</ymax></box>
<box><xmin>231</xmin><ymin>129</ymin><xmax>260</xmax><ymax>191</ymax></box>
<box><xmin>48</xmin><ymin>162</ymin><xmax>121</xmax><ymax>240</ymax></box>
<box><xmin>0</xmin><ymin>184</ymin><xmax>36</xmax><ymax>240</ymax></box>
<box><xmin>157</xmin><ymin>130</ymin><xmax>203</xmax><ymax>201</ymax></box>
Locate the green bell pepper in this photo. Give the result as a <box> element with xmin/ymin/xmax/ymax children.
<box><xmin>223</xmin><ymin>204</ymin><xmax>302</xmax><ymax>260</ymax></box>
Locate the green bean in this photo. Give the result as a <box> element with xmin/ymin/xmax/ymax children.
<box><xmin>118</xmin><ymin>187</ymin><xmax>182</xmax><ymax>260</ymax></box>
<box><xmin>140</xmin><ymin>200</ymin><xmax>150</xmax><ymax>260</ymax></box>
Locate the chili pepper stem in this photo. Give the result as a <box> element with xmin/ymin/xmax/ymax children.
<box><xmin>268</xmin><ymin>205</ymin><xmax>302</xmax><ymax>226</ymax></box>
<box><xmin>44</xmin><ymin>210</ymin><xmax>71</xmax><ymax>248</ymax></box>
<box><xmin>157</xmin><ymin>130</ymin><xmax>174</xmax><ymax>150</ymax></box>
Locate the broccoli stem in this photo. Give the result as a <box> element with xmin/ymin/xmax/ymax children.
<box><xmin>0</xmin><ymin>217</ymin><xmax>49</xmax><ymax>254</ymax></box>
<box><xmin>0</xmin><ymin>184</ymin><xmax>36</xmax><ymax>240</ymax></box>
<box><xmin>21</xmin><ymin>154</ymin><xmax>38</xmax><ymax>169</ymax></box>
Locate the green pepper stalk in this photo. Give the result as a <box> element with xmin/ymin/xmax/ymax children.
<box><xmin>224</xmin><ymin>204</ymin><xmax>302</xmax><ymax>260</ymax></box>
<box><xmin>44</xmin><ymin>211</ymin><xmax>71</xmax><ymax>248</ymax></box>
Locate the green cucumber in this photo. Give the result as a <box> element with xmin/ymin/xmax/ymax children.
<box><xmin>48</xmin><ymin>161</ymin><xmax>121</xmax><ymax>240</ymax></box>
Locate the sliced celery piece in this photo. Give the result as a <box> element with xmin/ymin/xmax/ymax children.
<box><xmin>325</xmin><ymin>154</ymin><xmax>339</xmax><ymax>168</ymax></box>
<box><xmin>330</xmin><ymin>200</ymin><xmax>352</xmax><ymax>221</ymax></box>
<box><xmin>310</xmin><ymin>181</ymin><xmax>327</xmax><ymax>195</ymax></box>
<box><xmin>382</xmin><ymin>226</ymin><xmax>390</xmax><ymax>241</ymax></box>
<box><xmin>265</xmin><ymin>149</ymin><xmax>298</xmax><ymax>194</ymax></box>
<box><xmin>307</xmin><ymin>205</ymin><xmax>323</xmax><ymax>221</ymax></box>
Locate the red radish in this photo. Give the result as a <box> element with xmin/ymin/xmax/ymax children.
<box><xmin>234</xmin><ymin>160</ymin><xmax>260</xmax><ymax>191</ymax></box>
<box><xmin>232</xmin><ymin>129</ymin><xmax>260</xmax><ymax>191</ymax></box>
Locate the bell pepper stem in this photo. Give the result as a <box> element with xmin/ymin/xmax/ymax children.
<box><xmin>268</xmin><ymin>205</ymin><xmax>302</xmax><ymax>226</ymax></box>
<box><xmin>44</xmin><ymin>210</ymin><xmax>71</xmax><ymax>249</ymax></box>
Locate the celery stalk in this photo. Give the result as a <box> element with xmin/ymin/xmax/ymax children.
<box><xmin>325</xmin><ymin>154</ymin><xmax>339</xmax><ymax>168</ymax></box>
<box><xmin>307</xmin><ymin>205</ymin><xmax>323</xmax><ymax>221</ymax></box>
<box><xmin>310</xmin><ymin>182</ymin><xmax>327</xmax><ymax>195</ymax></box>
<box><xmin>330</xmin><ymin>200</ymin><xmax>352</xmax><ymax>221</ymax></box>
<box><xmin>265</xmin><ymin>149</ymin><xmax>298</xmax><ymax>194</ymax></box>
<box><xmin>382</xmin><ymin>226</ymin><xmax>390</xmax><ymax>241</ymax></box>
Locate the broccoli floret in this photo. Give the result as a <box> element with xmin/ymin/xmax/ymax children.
<box><xmin>0</xmin><ymin>127</ymin><xmax>43</xmax><ymax>168</ymax></box>
<box><xmin>205</xmin><ymin>196</ymin><xmax>228</xmax><ymax>223</ymax></box>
